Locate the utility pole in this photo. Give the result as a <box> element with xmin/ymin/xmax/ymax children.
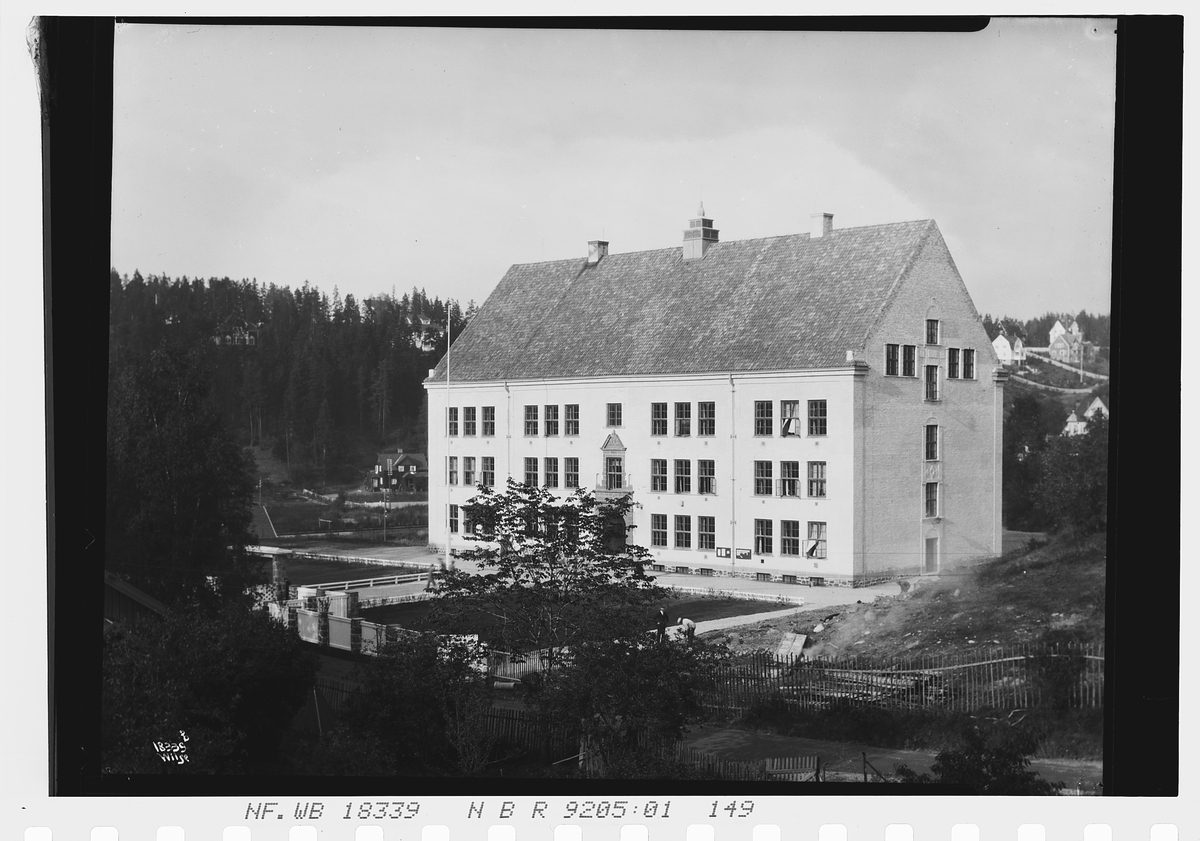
<box><xmin>446</xmin><ymin>319</ymin><xmax>453</xmax><ymax>572</ymax></box>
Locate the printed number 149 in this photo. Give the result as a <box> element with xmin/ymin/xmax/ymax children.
<box><xmin>709</xmin><ymin>801</ymin><xmax>753</xmax><ymax>818</ymax></box>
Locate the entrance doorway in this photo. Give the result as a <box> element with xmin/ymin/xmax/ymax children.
<box><xmin>924</xmin><ymin>537</ymin><xmax>939</xmax><ymax>574</ymax></box>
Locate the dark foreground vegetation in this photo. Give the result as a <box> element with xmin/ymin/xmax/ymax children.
<box><xmin>735</xmin><ymin>696</ymin><xmax>1102</xmax><ymax>762</ymax></box>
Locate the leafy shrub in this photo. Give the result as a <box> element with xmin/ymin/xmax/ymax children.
<box><xmin>895</xmin><ymin>724</ymin><xmax>1064</xmax><ymax>794</ymax></box>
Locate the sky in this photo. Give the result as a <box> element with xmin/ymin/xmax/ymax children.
<box><xmin>111</xmin><ymin>20</ymin><xmax>1118</xmax><ymax>322</ymax></box>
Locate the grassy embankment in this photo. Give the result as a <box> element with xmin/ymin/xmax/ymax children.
<box><xmin>705</xmin><ymin>532</ymin><xmax>1106</xmax><ymax>759</ymax></box>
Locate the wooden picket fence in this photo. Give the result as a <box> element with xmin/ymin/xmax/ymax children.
<box><xmin>309</xmin><ymin>680</ymin><xmax>578</xmax><ymax>759</ymax></box>
<box><xmin>704</xmin><ymin>642</ymin><xmax>1103</xmax><ymax>714</ymax></box>
<box><xmin>644</xmin><ymin>741</ymin><xmax>775</xmax><ymax>781</ymax></box>
<box><xmin>314</xmin><ymin>677</ymin><xmax>358</xmax><ymax>715</ymax></box>
<box><xmin>479</xmin><ymin>707</ymin><xmax>579</xmax><ymax>760</ymax></box>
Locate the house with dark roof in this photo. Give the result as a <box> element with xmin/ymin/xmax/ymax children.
<box><xmin>213</xmin><ymin>318</ymin><xmax>259</xmax><ymax>347</ymax></box>
<box><xmin>425</xmin><ymin>207</ymin><xmax>1005</xmax><ymax>585</ymax></box>
<box><xmin>373</xmin><ymin>450</ymin><xmax>428</xmax><ymax>493</ymax></box>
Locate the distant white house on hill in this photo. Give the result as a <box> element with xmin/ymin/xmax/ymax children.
<box><xmin>1048</xmin><ymin>319</ymin><xmax>1068</xmax><ymax>345</ymax></box>
<box><xmin>425</xmin><ymin>206</ymin><xmax>1005</xmax><ymax>586</ymax></box>
<box><xmin>1064</xmin><ymin>395</ymin><xmax>1108</xmax><ymax>436</ymax></box>
<box><xmin>991</xmin><ymin>333</ymin><xmax>1026</xmax><ymax>365</ymax></box>
<box><xmin>1048</xmin><ymin>331</ymin><xmax>1096</xmax><ymax>365</ymax></box>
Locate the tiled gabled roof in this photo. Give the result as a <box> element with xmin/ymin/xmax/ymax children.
<box><xmin>376</xmin><ymin>452</ymin><xmax>428</xmax><ymax>470</ymax></box>
<box><xmin>428</xmin><ymin>219</ymin><xmax>940</xmax><ymax>382</ymax></box>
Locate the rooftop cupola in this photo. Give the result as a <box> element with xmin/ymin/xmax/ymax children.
<box><xmin>587</xmin><ymin>240</ymin><xmax>609</xmax><ymax>264</ymax></box>
<box><xmin>682</xmin><ymin>203</ymin><xmax>719</xmax><ymax>260</ymax></box>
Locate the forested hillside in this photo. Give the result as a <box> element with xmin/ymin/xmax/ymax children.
<box><xmin>109</xmin><ymin>268</ymin><xmax>470</xmax><ymax>486</ymax></box>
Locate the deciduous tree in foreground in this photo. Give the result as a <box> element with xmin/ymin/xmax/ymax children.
<box><xmin>432</xmin><ymin>482</ymin><xmax>730</xmax><ymax>776</ymax></box>
<box><xmin>435</xmin><ymin>480</ymin><xmax>663</xmax><ymax>673</ymax></box>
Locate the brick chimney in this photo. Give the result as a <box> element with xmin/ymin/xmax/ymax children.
<box><xmin>587</xmin><ymin>240</ymin><xmax>609</xmax><ymax>264</ymax></box>
<box><xmin>683</xmin><ymin>203</ymin><xmax>719</xmax><ymax>260</ymax></box>
<box><xmin>810</xmin><ymin>212</ymin><xmax>834</xmax><ymax>238</ymax></box>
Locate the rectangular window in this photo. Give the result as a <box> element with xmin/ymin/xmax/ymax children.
<box><xmin>698</xmin><ymin>516</ymin><xmax>715</xmax><ymax>550</ymax></box>
<box><xmin>462</xmin><ymin>456</ymin><xmax>475</xmax><ymax>486</ymax></box>
<box><xmin>808</xmin><ymin>400</ymin><xmax>827</xmax><ymax>436</ymax></box>
<box><xmin>926</xmin><ymin>319</ymin><xmax>940</xmax><ymax>345</ymax></box>
<box><xmin>698</xmin><ymin>459</ymin><xmax>715</xmax><ymax>495</ymax></box>
<box><xmin>781</xmin><ymin>400</ymin><xmax>800</xmax><ymax>436</ymax></box>
<box><xmin>607</xmin><ymin>403</ymin><xmax>622</xmax><ymax>427</ymax></box>
<box><xmin>781</xmin><ymin>520</ymin><xmax>801</xmax><ymax>556</ymax></box>
<box><xmin>699</xmin><ymin>401</ymin><xmax>716</xmax><ymax>436</ymax></box>
<box><xmin>886</xmin><ymin>343</ymin><xmax>900</xmax><ymax>376</ymax></box>
<box><xmin>482</xmin><ymin>406</ymin><xmax>495</xmax><ymax>436</ymax></box>
<box><xmin>780</xmin><ymin>461</ymin><xmax>800</xmax><ymax>497</ymax></box>
<box><xmin>807</xmin><ymin>521</ymin><xmax>827</xmax><ymax>559</ymax></box>
<box><xmin>963</xmin><ymin>349</ymin><xmax>976</xmax><ymax>379</ymax></box>
<box><xmin>463</xmin><ymin>406</ymin><xmax>477</xmax><ymax>436</ymax></box>
<box><xmin>674</xmin><ymin>459</ymin><xmax>691</xmax><ymax>494</ymax></box>
<box><xmin>651</xmin><ymin>513</ymin><xmax>667</xmax><ymax>547</ymax></box>
<box><xmin>482</xmin><ymin>456</ymin><xmax>495</xmax><ymax>487</ymax></box>
<box><xmin>807</xmin><ymin>461</ymin><xmax>826</xmax><ymax>498</ymax></box>
<box><xmin>565</xmin><ymin>404</ymin><xmax>579</xmax><ymax>436</ymax></box>
<box><xmin>675</xmin><ymin>515</ymin><xmax>692</xmax><ymax>549</ymax></box>
<box><xmin>651</xmin><ymin>403</ymin><xmax>667</xmax><ymax>436</ymax></box>
<box><xmin>524</xmin><ymin>457</ymin><xmax>539</xmax><ymax>487</ymax></box>
<box><xmin>524</xmin><ymin>405</ymin><xmax>538</xmax><ymax>436</ymax></box>
<box><xmin>755</xmin><ymin>401</ymin><xmax>773</xmax><ymax>436</ymax></box>
<box><xmin>651</xmin><ymin>459</ymin><xmax>668</xmax><ymax>493</ymax></box>
<box><xmin>606</xmin><ymin>456</ymin><xmax>624</xmax><ymax>490</ymax></box>
<box><xmin>754</xmin><ymin>460</ymin><xmax>773</xmax><ymax>496</ymax></box>
<box><xmin>925</xmin><ymin>482</ymin><xmax>939</xmax><ymax>518</ymax></box>
<box><xmin>925</xmin><ymin>424</ymin><xmax>939</xmax><ymax>461</ymax></box>
<box><xmin>948</xmin><ymin>348</ymin><xmax>960</xmax><ymax>379</ymax></box>
<box><xmin>544</xmin><ymin>405</ymin><xmax>559</xmax><ymax>436</ymax></box>
<box><xmin>675</xmin><ymin>402</ymin><xmax>692</xmax><ymax>437</ymax></box>
<box><xmin>903</xmin><ymin>345</ymin><xmax>916</xmax><ymax>377</ymax></box>
<box><xmin>449</xmin><ymin>504</ymin><xmax>459</xmax><ymax>534</ymax></box>
<box><xmin>544</xmin><ymin>457</ymin><xmax>559</xmax><ymax>488</ymax></box>
<box><xmin>755</xmin><ymin>519</ymin><xmax>773</xmax><ymax>555</ymax></box>
<box><xmin>564</xmin><ymin>457</ymin><xmax>579</xmax><ymax>489</ymax></box>
<box><xmin>448</xmin><ymin>456</ymin><xmax>458</xmax><ymax>485</ymax></box>
<box><xmin>447</xmin><ymin>407</ymin><xmax>459</xmax><ymax>436</ymax></box>
<box><xmin>925</xmin><ymin>366</ymin><xmax>939</xmax><ymax>401</ymax></box>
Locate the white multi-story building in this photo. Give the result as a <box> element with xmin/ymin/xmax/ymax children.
<box><xmin>426</xmin><ymin>208</ymin><xmax>1005</xmax><ymax>586</ymax></box>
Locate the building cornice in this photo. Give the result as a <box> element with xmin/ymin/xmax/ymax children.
<box><xmin>424</xmin><ymin>366</ymin><xmax>866</xmax><ymax>391</ymax></box>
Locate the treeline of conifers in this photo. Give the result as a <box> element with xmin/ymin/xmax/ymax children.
<box><xmin>108</xmin><ymin>268</ymin><xmax>473</xmax><ymax>485</ymax></box>
<box><xmin>982</xmin><ymin>310</ymin><xmax>1111</xmax><ymax>348</ymax></box>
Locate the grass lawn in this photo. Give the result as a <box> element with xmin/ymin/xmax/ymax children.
<box><xmin>360</xmin><ymin>595</ymin><xmax>790</xmax><ymax>637</ymax></box>
<box><xmin>283</xmin><ymin>558</ymin><xmax>430</xmax><ymax>586</ymax></box>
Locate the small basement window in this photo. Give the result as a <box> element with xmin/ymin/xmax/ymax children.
<box><xmin>674</xmin><ymin>566</ymin><xmax>690</xmax><ymax>575</ymax></box>
<box><xmin>756</xmin><ymin>573</ymin><xmax>772</xmax><ymax>582</ymax></box>
<box><xmin>699</xmin><ymin>568</ymin><xmax>714</xmax><ymax>577</ymax></box>
<box><xmin>809</xmin><ymin>577</ymin><xmax>825</xmax><ymax>587</ymax></box>
<box><xmin>782</xmin><ymin>574</ymin><xmax>798</xmax><ymax>585</ymax></box>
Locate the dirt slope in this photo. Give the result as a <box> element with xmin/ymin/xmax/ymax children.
<box><xmin>704</xmin><ymin>533</ymin><xmax>1106</xmax><ymax>661</ymax></box>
